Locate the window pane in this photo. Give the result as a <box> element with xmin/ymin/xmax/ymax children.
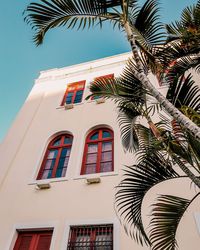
<box><xmin>102</xmin><ymin>142</ymin><xmax>112</xmax><ymax>152</ymax></box>
<box><xmin>41</xmin><ymin>169</ymin><xmax>53</xmax><ymax>179</ymax></box>
<box><xmin>44</xmin><ymin>159</ymin><xmax>56</xmax><ymax>170</ymax></box>
<box><xmin>96</xmin><ymin>234</ymin><xmax>112</xmax><ymax>248</ymax></box>
<box><xmin>42</xmin><ymin>153</ymin><xmax>57</xmax><ymax>179</ymax></box>
<box><xmin>56</xmin><ymin>148</ymin><xmax>70</xmax><ymax>177</ymax></box>
<box><xmin>86</xmin><ymin>153</ymin><xmax>97</xmax><ymax>164</ymax></box>
<box><xmin>85</xmin><ymin>164</ymin><xmax>96</xmax><ymax>174</ymax></box>
<box><xmin>100</xmin><ymin>162</ymin><xmax>112</xmax><ymax>172</ymax></box>
<box><xmin>74</xmin><ymin>90</ymin><xmax>83</xmax><ymax>103</ymax></box>
<box><xmin>64</xmin><ymin>136</ymin><xmax>72</xmax><ymax>145</ymax></box>
<box><xmin>75</xmin><ymin>235</ymin><xmax>90</xmax><ymax>249</ymax></box>
<box><xmin>66</xmin><ymin>92</ymin><xmax>74</xmax><ymax>104</ymax></box>
<box><xmin>102</xmin><ymin>131</ymin><xmax>111</xmax><ymax>138</ymax></box>
<box><xmin>47</xmin><ymin>149</ymin><xmax>58</xmax><ymax>159</ymax></box>
<box><xmin>90</xmin><ymin>132</ymin><xmax>99</xmax><ymax>141</ymax></box>
<box><xmin>101</xmin><ymin>152</ymin><xmax>112</xmax><ymax>162</ymax></box>
<box><xmin>52</xmin><ymin>138</ymin><xmax>61</xmax><ymax>146</ymax></box>
<box><xmin>88</xmin><ymin>144</ymin><xmax>98</xmax><ymax>153</ymax></box>
<box><xmin>60</xmin><ymin>148</ymin><xmax>68</xmax><ymax>157</ymax></box>
<box><xmin>77</xmin><ymin>83</ymin><xmax>84</xmax><ymax>89</ymax></box>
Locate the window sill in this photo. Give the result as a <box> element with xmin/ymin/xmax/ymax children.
<box><xmin>28</xmin><ymin>177</ymin><xmax>69</xmax><ymax>186</ymax></box>
<box><xmin>73</xmin><ymin>171</ymin><xmax>118</xmax><ymax>180</ymax></box>
<box><xmin>87</xmin><ymin>98</ymin><xmax>106</xmax><ymax>104</ymax></box>
<box><xmin>56</xmin><ymin>102</ymin><xmax>84</xmax><ymax>110</ymax></box>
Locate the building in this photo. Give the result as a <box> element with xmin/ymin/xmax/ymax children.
<box><xmin>0</xmin><ymin>52</ymin><xmax>199</xmax><ymax>250</ymax></box>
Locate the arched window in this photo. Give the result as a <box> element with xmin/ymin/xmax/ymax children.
<box><xmin>37</xmin><ymin>134</ymin><xmax>73</xmax><ymax>180</ymax></box>
<box><xmin>81</xmin><ymin>128</ymin><xmax>114</xmax><ymax>175</ymax></box>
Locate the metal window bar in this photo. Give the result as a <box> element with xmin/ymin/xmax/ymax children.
<box><xmin>67</xmin><ymin>225</ymin><xmax>113</xmax><ymax>250</ymax></box>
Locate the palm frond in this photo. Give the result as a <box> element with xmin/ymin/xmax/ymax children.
<box><xmin>166</xmin><ymin>74</ymin><xmax>200</xmax><ymax>113</ymax></box>
<box><xmin>117</xmin><ymin>108</ymin><xmax>140</xmax><ymax>152</ymax></box>
<box><xmin>88</xmin><ymin>58</ymin><xmax>146</xmax><ymax>103</ymax></box>
<box><xmin>187</xmin><ymin>132</ymin><xmax>200</xmax><ymax>163</ymax></box>
<box><xmin>115</xmin><ymin>154</ymin><xmax>179</xmax><ymax>246</ymax></box>
<box><xmin>156</xmin><ymin>41</ymin><xmax>200</xmax><ymax>75</ymax></box>
<box><xmin>24</xmin><ymin>0</ymin><xmax>121</xmax><ymax>45</ymax></box>
<box><xmin>150</xmin><ymin>193</ymin><xmax>200</xmax><ymax>250</ymax></box>
<box><xmin>165</xmin><ymin>55</ymin><xmax>200</xmax><ymax>82</ymax></box>
<box><xmin>130</xmin><ymin>0</ymin><xmax>166</xmax><ymax>48</ymax></box>
<box><xmin>166</xmin><ymin>2</ymin><xmax>200</xmax><ymax>47</ymax></box>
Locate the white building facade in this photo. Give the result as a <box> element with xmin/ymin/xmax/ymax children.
<box><xmin>0</xmin><ymin>52</ymin><xmax>199</xmax><ymax>250</ymax></box>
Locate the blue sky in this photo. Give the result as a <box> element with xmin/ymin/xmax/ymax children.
<box><xmin>0</xmin><ymin>0</ymin><xmax>197</xmax><ymax>142</ymax></box>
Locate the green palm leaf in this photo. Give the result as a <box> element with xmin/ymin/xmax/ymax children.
<box><xmin>115</xmin><ymin>154</ymin><xmax>178</xmax><ymax>246</ymax></box>
<box><xmin>150</xmin><ymin>193</ymin><xmax>200</xmax><ymax>250</ymax></box>
<box><xmin>131</xmin><ymin>0</ymin><xmax>165</xmax><ymax>47</ymax></box>
<box><xmin>167</xmin><ymin>74</ymin><xmax>200</xmax><ymax>113</ymax></box>
<box><xmin>166</xmin><ymin>1</ymin><xmax>200</xmax><ymax>46</ymax></box>
<box><xmin>165</xmin><ymin>55</ymin><xmax>200</xmax><ymax>82</ymax></box>
<box><xmin>24</xmin><ymin>0</ymin><xmax>121</xmax><ymax>45</ymax></box>
<box><xmin>117</xmin><ymin>108</ymin><xmax>140</xmax><ymax>152</ymax></box>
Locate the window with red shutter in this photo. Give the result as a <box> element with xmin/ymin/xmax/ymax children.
<box><xmin>91</xmin><ymin>74</ymin><xmax>114</xmax><ymax>100</ymax></box>
<box><xmin>37</xmin><ymin>134</ymin><xmax>73</xmax><ymax>180</ymax></box>
<box><xmin>67</xmin><ymin>224</ymin><xmax>113</xmax><ymax>249</ymax></box>
<box><xmin>81</xmin><ymin>128</ymin><xmax>114</xmax><ymax>175</ymax></box>
<box><xmin>13</xmin><ymin>230</ymin><xmax>53</xmax><ymax>250</ymax></box>
<box><xmin>61</xmin><ymin>81</ymin><xmax>85</xmax><ymax>105</ymax></box>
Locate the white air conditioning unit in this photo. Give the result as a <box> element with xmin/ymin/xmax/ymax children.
<box><xmin>64</xmin><ymin>103</ymin><xmax>74</xmax><ymax>110</ymax></box>
<box><xmin>35</xmin><ymin>181</ymin><xmax>51</xmax><ymax>190</ymax></box>
<box><xmin>86</xmin><ymin>177</ymin><xmax>101</xmax><ymax>184</ymax></box>
<box><xmin>95</xmin><ymin>98</ymin><xmax>105</xmax><ymax>104</ymax></box>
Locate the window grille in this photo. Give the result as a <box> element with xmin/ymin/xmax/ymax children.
<box><xmin>67</xmin><ymin>224</ymin><xmax>113</xmax><ymax>249</ymax></box>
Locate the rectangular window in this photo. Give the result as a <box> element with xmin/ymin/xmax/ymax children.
<box><xmin>67</xmin><ymin>224</ymin><xmax>113</xmax><ymax>249</ymax></box>
<box><xmin>61</xmin><ymin>81</ymin><xmax>85</xmax><ymax>105</ymax></box>
<box><xmin>91</xmin><ymin>74</ymin><xmax>114</xmax><ymax>100</ymax></box>
<box><xmin>13</xmin><ymin>230</ymin><xmax>53</xmax><ymax>250</ymax></box>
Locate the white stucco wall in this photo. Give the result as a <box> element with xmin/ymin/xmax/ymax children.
<box><xmin>0</xmin><ymin>52</ymin><xmax>199</xmax><ymax>250</ymax></box>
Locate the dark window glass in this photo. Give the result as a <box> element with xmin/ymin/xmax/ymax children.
<box><xmin>37</xmin><ymin>134</ymin><xmax>73</xmax><ymax>180</ymax></box>
<box><xmin>102</xmin><ymin>131</ymin><xmax>111</xmax><ymax>138</ymax></box>
<box><xmin>90</xmin><ymin>132</ymin><xmax>99</xmax><ymax>141</ymax></box>
<box><xmin>52</xmin><ymin>138</ymin><xmax>61</xmax><ymax>146</ymax></box>
<box><xmin>66</xmin><ymin>92</ymin><xmax>73</xmax><ymax>104</ymax></box>
<box><xmin>74</xmin><ymin>90</ymin><xmax>83</xmax><ymax>103</ymax></box>
<box><xmin>64</xmin><ymin>136</ymin><xmax>73</xmax><ymax>144</ymax></box>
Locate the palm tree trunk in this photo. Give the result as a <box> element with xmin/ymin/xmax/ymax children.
<box><xmin>123</xmin><ymin>22</ymin><xmax>200</xmax><ymax>141</ymax></box>
<box><xmin>172</xmin><ymin>154</ymin><xmax>200</xmax><ymax>188</ymax></box>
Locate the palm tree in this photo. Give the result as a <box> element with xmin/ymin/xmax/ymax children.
<box><xmin>112</xmin><ymin>74</ymin><xmax>200</xmax><ymax>249</ymax></box>
<box><xmin>86</xmin><ymin>43</ymin><xmax>200</xmax><ymax>247</ymax></box>
<box><xmin>87</xmin><ymin>60</ymin><xmax>200</xmax><ymax>186</ymax></box>
<box><xmin>24</xmin><ymin>0</ymin><xmax>200</xmax><ymax>139</ymax></box>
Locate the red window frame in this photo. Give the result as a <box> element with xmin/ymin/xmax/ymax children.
<box><xmin>13</xmin><ymin>230</ymin><xmax>53</xmax><ymax>250</ymax></box>
<box><xmin>37</xmin><ymin>134</ymin><xmax>73</xmax><ymax>180</ymax></box>
<box><xmin>61</xmin><ymin>80</ymin><xmax>85</xmax><ymax>105</ymax></box>
<box><xmin>81</xmin><ymin>128</ymin><xmax>114</xmax><ymax>175</ymax></box>
<box><xmin>67</xmin><ymin>224</ymin><xmax>113</xmax><ymax>249</ymax></box>
<box><xmin>91</xmin><ymin>74</ymin><xmax>114</xmax><ymax>100</ymax></box>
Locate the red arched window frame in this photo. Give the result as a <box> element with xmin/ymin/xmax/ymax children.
<box><xmin>37</xmin><ymin>134</ymin><xmax>73</xmax><ymax>180</ymax></box>
<box><xmin>81</xmin><ymin>128</ymin><xmax>114</xmax><ymax>175</ymax></box>
<box><xmin>61</xmin><ymin>80</ymin><xmax>85</xmax><ymax>105</ymax></box>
